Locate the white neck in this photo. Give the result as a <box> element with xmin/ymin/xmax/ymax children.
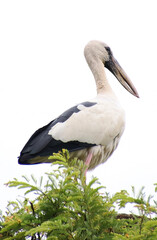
<box><xmin>86</xmin><ymin>56</ymin><xmax>113</xmax><ymax>95</ymax></box>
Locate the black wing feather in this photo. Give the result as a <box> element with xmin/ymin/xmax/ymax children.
<box><xmin>18</xmin><ymin>101</ymin><xmax>96</xmax><ymax>164</ymax></box>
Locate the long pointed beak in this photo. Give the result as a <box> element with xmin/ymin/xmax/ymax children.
<box><xmin>105</xmin><ymin>56</ymin><xmax>139</xmax><ymax>98</ymax></box>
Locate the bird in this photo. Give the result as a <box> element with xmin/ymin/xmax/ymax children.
<box><xmin>18</xmin><ymin>40</ymin><xmax>139</xmax><ymax>171</ymax></box>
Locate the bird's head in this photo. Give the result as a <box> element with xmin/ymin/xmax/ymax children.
<box><xmin>84</xmin><ymin>40</ymin><xmax>139</xmax><ymax>98</ymax></box>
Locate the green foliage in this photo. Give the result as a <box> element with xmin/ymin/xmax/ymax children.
<box><xmin>1</xmin><ymin>149</ymin><xmax>157</xmax><ymax>239</ymax></box>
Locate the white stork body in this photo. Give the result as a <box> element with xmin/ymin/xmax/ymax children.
<box><xmin>18</xmin><ymin>40</ymin><xmax>139</xmax><ymax>170</ymax></box>
<box><xmin>49</xmin><ymin>94</ymin><xmax>125</xmax><ymax>169</ymax></box>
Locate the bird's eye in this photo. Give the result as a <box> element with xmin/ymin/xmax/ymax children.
<box><xmin>105</xmin><ymin>46</ymin><xmax>112</xmax><ymax>57</ymax></box>
<box><xmin>105</xmin><ymin>46</ymin><xmax>111</xmax><ymax>52</ymax></box>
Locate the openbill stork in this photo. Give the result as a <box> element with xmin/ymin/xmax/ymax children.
<box><xmin>18</xmin><ymin>40</ymin><xmax>139</xmax><ymax>170</ymax></box>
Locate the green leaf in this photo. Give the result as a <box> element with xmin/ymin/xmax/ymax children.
<box><xmin>1</xmin><ymin>150</ymin><xmax>157</xmax><ymax>240</ymax></box>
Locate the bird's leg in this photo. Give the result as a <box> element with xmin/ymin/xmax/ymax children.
<box><xmin>85</xmin><ymin>152</ymin><xmax>93</xmax><ymax>175</ymax></box>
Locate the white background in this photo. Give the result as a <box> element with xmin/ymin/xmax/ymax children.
<box><xmin>0</xmin><ymin>0</ymin><xmax>157</xmax><ymax>212</ymax></box>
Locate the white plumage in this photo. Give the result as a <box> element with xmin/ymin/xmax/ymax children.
<box><xmin>49</xmin><ymin>96</ymin><xmax>125</xmax><ymax>146</ymax></box>
<box><xmin>48</xmin><ymin>94</ymin><xmax>125</xmax><ymax>169</ymax></box>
